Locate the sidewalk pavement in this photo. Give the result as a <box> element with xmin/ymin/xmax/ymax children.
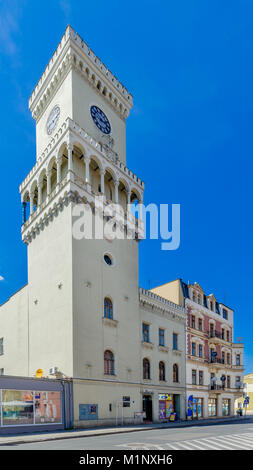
<box><xmin>0</xmin><ymin>415</ymin><xmax>251</xmax><ymax>446</ymax></box>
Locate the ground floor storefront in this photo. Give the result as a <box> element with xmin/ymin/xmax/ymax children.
<box><xmin>0</xmin><ymin>375</ymin><xmax>73</xmax><ymax>434</ymax></box>
<box><xmin>187</xmin><ymin>390</ymin><xmax>239</xmax><ymax>420</ymax></box>
<box><xmin>0</xmin><ymin>376</ymin><xmax>186</xmax><ymax>431</ymax></box>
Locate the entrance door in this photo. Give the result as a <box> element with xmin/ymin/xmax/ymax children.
<box><xmin>143</xmin><ymin>395</ymin><xmax>153</xmax><ymax>422</ymax></box>
<box><xmin>173</xmin><ymin>394</ymin><xmax>181</xmax><ymax>419</ymax></box>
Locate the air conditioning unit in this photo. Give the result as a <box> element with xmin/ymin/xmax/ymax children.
<box><xmin>49</xmin><ymin>367</ymin><xmax>58</xmax><ymax>375</ymax></box>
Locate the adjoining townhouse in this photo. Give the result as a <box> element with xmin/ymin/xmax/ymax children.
<box><xmin>235</xmin><ymin>374</ymin><xmax>253</xmax><ymax>413</ymax></box>
<box><xmin>151</xmin><ymin>279</ymin><xmax>244</xmax><ymax>419</ymax></box>
<box><xmin>139</xmin><ymin>289</ymin><xmax>186</xmax><ymax>423</ymax></box>
<box><xmin>0</xmin><ymin>26</ymin><xmax>187</xmax><ymax>432</ymax></box>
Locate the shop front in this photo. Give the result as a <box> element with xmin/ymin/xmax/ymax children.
<box><xmin>0</xmin><ymin>375</ymin><xmax>73</xmax><ymax>434</ymax></box>
<box><xmin>158</xmin><ymin>394</ymin><xmax>180</xmax><ymax>421</ymax></box>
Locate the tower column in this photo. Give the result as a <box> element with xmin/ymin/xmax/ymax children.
<box><xmin>126</xmin><ymin>189</ymin><xmax>131</xmax><ymax>206</ymax></box>
<box><xmin>84</xmin><ymin>156</ymin><xmax>91</xmax><ymax>190</ymax></box>
<box><xmin>57</xmin><ymin>157</ymin><xmax>62</xmax><ymax>185</ymax></box>
<box><xmin>67</xmin><ymin>143</ymin><xmax>73</xmax><ymax>173</ymax></box>
<box><xmin>38</xmin><ymin>181</ymin><xmax>42</xmax><ymax>207</ymax></box>
<box><xmin>47</xmin><ymin>169</ymin><xmax>52</xmax><ymax>198</ymax></box>
<box><xmin>114</xmin><ymin>179</ymin><xmax>119</xmax><ymax>204</ymax></box>
<box><xmin>100</xmin><ymin>169</ymin><xmax>105</xmax><ymax>194</ymax></box>
<box><xmin>30</xmin><ymin>191</ymin><xmax>34</xmax><ymax>215</ymax></box>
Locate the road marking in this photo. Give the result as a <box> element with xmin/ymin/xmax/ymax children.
<box><xmin>223</xmin><ymin>435</ymin><xmax>253</xmax><ymax>448</ymax></box>
<box><xmin>206</xmin><ymin>436</ymin><xmax>250</xmax><ymax>449</ymax></box>
<box><xmin>177</xmin><ymin>440</ymin><xmax>210</xmax><ymax>450</ymax></box>
<box><xmin>116</xmin><ymin>431</ymin><xmax>253</xmax><ymax>451</ymax></box>
<box><xmin>192</xmin><ymin>439</ymin><xmax>222</xmax><ymax>450</ymax></box>
<box><xmin>169</xmin><ymin>442</ymin><xmax>193</xmax><ymax>450</ymax></box>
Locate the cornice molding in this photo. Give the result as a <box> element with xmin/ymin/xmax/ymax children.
<box><xmin>19</xmin><ymin>118</ymin><xmax>144</xmax><ymax>196</ymax></box>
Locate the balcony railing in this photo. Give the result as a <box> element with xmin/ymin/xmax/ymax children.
<box><xmin>209</xmin><ymin>384</ymin><xmax>225</xmax><ymax>391</ymax></box>
<box><xmin>208</xmin><ymin>357</ymin><xmax>226</xmax><ymax>365</ymax></box>
<box><xmin>208</xmin><ymin>330</ymin><xmax>230</xmax><ymax>341</ymax></box>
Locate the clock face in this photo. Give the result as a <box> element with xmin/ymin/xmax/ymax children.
<box><xmin>90</xmin><ymin>106</ymin><xmax>111</xmax><ymax>134</ymax></box>
<box><xmin>46</xmin><ymin>105</ymin><xmax>60</xmax><ymax>135</ymax></box>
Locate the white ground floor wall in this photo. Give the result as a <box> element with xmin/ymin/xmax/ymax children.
<box><xmin>72</xmin><ymin>379</ymin><xmax>186</xmax><ymax>427</ymax></box>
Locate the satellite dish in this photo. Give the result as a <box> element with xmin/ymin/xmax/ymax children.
<box><xmin>36</xmin><ymin>369</ymin><xmax>43</xmax><ymax>378</ymax></box>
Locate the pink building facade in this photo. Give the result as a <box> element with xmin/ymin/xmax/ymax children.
<box><xmin>183</xmin><ymin>282</ymin><xmax>244</xmax><ymax>419</ymax></box>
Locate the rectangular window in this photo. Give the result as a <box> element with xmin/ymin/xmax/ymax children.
<box><xmin>222</xmin><ymin>329</ymin><xmax>225</xmax><ymax>340</ymax></box>
<box><xmin>173</xmin><ymin>333</ymin><xmax>178</xmax><ymax>350</ymax></box>
<box><xmin>226</xmin><ymin>331</ymin><xmax>230</xmax><ymax>342</ymax></box>
<box><xmin>227</xmin><ymin>353</ymin><xmax>230</xmax><ymax>364</ymax></box>
<box><xmin>142</xmin><ymin>323</ymin><xmax>150</xmax><ymax>343</ymax></box>
<box><xmin>34</xmin><ymin>391</ymin><xmax>61</xmax><ymax>424</ymax></box>
<box><xmin>0</xmin><ymin>338</ymin><xmax>3</xmax><ymax>355</ymax></box>
<box><xmin>159</xmin><ymin>329</ymin><xmax>165</xmax><ymax>347</ymax></box>
<box><xmin>223</xmin><ymin>309</ymin><xmax>228</xmax><ymax>320</ymax></box>
<box><xmin>227</xmin><ymin>376</ymin><xmax>231</xmax><ymax>388</ymax></box>
<box><xmin>192</xmin><ymin>342</ymin><xmax>196</xmax><ymax>356</ymax></box>
<box><xmin>192</xmin><ymin>397</ymin><xmax>203</xmax><ymax>419</ymax></box>
<box><xmin>199</xmin><ymin>370</ymin><xmax>203</xmax><ymax>385</ymax></box>
<box><xmin>236</xmin><ymin>354</ymin><xmax>240</xmax><ymax>366</ymax></box>
<box><xmin>236</xmin><ymin>376</ymin><xmax>241</xmax><ymax>388</ymax></box>
<box><xmin>199</xmin><ymin>344</ymin><xmax>203</xmax><ymax>358</ymax></box>
<box><xmin>198</xmin><ymin>319</ymin><xmax>203</xmax><ymax>331</ymax></box>
<box><xmin>210</xmin><ymin>348</ymin><xmax>216</xmax><ymax>362</ymax></box>
<box><xmin>191</xmin><ymin>315</ymin><xmax>195</xmax><ymax>329</ymax></box>
<box><xmin>192</xmin><ymin>369</ymin><xmax>197</xmax><ymax>385</ymax></box>
<box><xmin>222</xmin><ymin>351</ymin><xmax>225</xmax><ymax>363</ymax></box>
<box><xmin>1</xmin><ymin>390</ymin><xmax>62</xmax><ymax>426</ymax></box>
<box><xmin>208</xmin><ymin>398</ymin><xmax>217</xmax><ymax>417</ymax></box>
<box><xmin>222</xmin><ymin>399</ymin><xmax>230</xmax><ymax>417</ymax></box>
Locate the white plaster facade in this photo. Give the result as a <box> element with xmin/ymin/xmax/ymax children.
<box><xmin>0</xmin><ymin>26</ymin><xmax>187</xmax><ymax>427</ymax></box>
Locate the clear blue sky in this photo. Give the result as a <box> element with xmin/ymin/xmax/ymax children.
<box><xmin>0</xmin><ymin>0</ymin><xmax>252</xmax><ymax>373</ymax></box>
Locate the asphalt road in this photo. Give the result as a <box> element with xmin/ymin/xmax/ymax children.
<box><xmin>1</xmin><ymin>418</ymin><xmax>253</xmax><ymax>450</ymax></box>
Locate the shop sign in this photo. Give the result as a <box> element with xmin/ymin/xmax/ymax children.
<box><xmin>159</xmin><ymin>394</ymin><xmax>172</xmax><ymax>401</ymax></box>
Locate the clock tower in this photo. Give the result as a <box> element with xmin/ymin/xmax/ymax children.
<box><xmin>29</xmin><ymin>26</ymin><xmax>132</xmax><ymax>163</ymax></box>
<box><xmin>19</xmin><ymin>26</ymin><xmax>145</xmax><ymax>393</ymax></box>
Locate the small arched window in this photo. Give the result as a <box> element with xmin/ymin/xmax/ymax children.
<box><xmin>104</xmin><ymin>298</ymin><xmax>113</xmax><ymax>319</ymax></box>
<box><xmin>104</xmin><ymin>350</ymin><xmax>115</xmax><ymax>375</ymax></box>
<box><xmin>159</xmin><ymin>361</ymin><xmax>166</xmax><ymax>381</ymax></box>
<box><xmin>173</xmin><ymin>364</ymin><xmax>179</xmax><ymax>383</ymax></box>
<box><xmin>143</xmin><ymin>358</ymin><xmax>150</xmax><ymax>380</ymax></box>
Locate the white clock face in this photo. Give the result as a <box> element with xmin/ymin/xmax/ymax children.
<box><xmin>46</xmin><ymin>105</ymin><xmax>60</xmax><ymax>135</ymax></box>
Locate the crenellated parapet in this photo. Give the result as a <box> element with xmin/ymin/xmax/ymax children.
<box><xmin>29</xmin><ymin>25</ymin><xmax>133</xmax><ymax>122</ymax></box>
<box><xmin>139</xmin><ymin>287</ymin><xmax>187</xmax><ymax>324</ymax></box>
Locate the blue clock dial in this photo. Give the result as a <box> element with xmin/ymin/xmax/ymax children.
<box><xmin>90</xmin><ymin>106</ymin><xmax>111</xmax><ymax>134</ymax></box>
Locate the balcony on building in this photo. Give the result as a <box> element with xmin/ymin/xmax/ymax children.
<box><xmin>208</xmin><ymin>330</ymin><xmax>230</xmax><ymax>343</ymax></box>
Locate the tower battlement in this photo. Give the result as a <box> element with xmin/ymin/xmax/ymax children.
<box><xmin>29</xmin><ymin>25</ymin><xmax>133</xmax><ymax>123</ymax></box>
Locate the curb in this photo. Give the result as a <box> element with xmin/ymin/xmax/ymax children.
<box><xmin>0</xmin><ymin>416</ymin><xmax>251</xmax><ymax>446</ymax></box>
